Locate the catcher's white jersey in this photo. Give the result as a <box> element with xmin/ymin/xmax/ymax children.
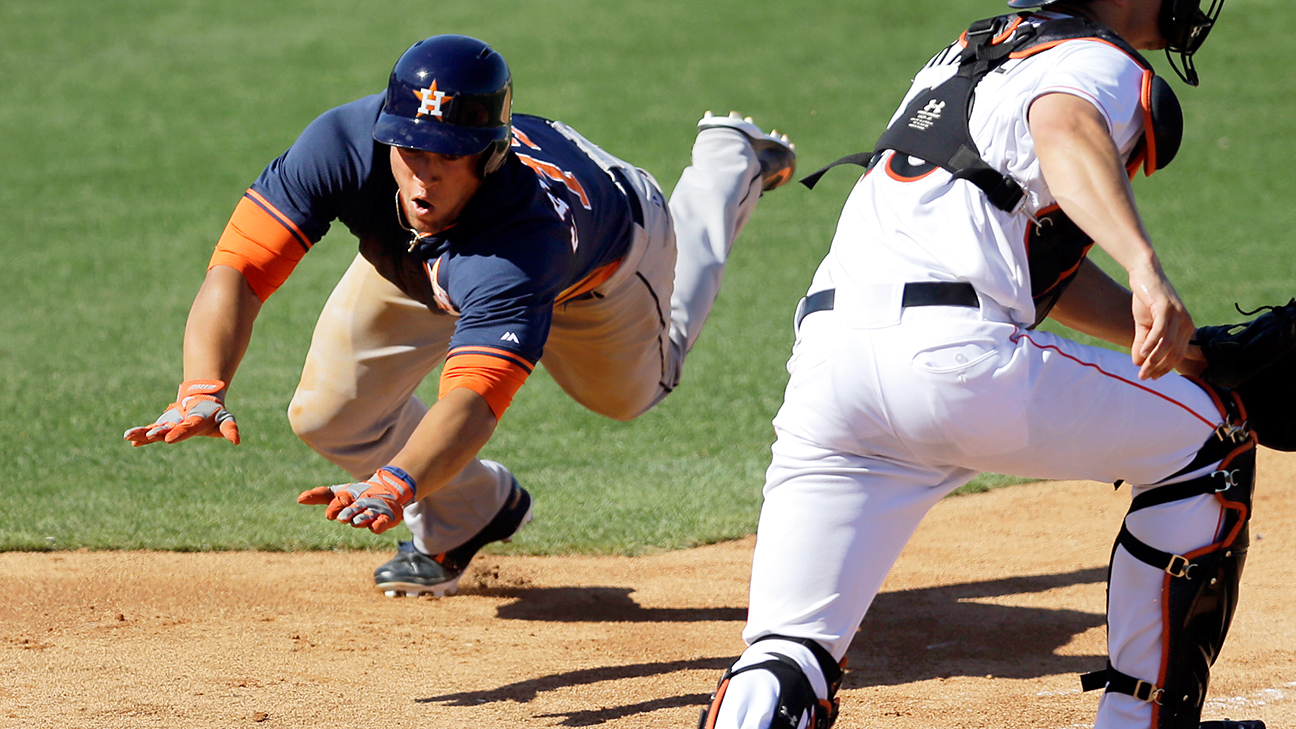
<box><xmin>810</xmin><ymin>12</ymin><xmax>1148</xmax><ymax>326</ymax></box>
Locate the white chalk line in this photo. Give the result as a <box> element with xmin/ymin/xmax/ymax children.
<box><xmin>1042</xmin><ymin>681</ymin><xmax>1296</xmax><ymax>728</ymax></box>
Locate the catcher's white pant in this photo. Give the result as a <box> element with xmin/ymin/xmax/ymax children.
<box><xmin>716</xmin><ymin>288</ymin><xmax>1231</xmax><ymax>729</ymax></box>
<box><xmin>286</xmin><ymin>125</ymin><xmax>763</xmax><ymax>554</ymax></box>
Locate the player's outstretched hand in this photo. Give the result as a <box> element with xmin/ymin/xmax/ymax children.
<box><xmin>296</xmin><ymin>466</ymin><xmax>418</xmax><ymax>535</ymax></box>
<box><xmin>123</xmin><ymin>380</ymin><xmax>240</xmax><ymax>447</ymax></box>
<box><xmin>1129</xmin><ymin>263</ymin><xmax>1194</xmax><ymax>380</ymax></box>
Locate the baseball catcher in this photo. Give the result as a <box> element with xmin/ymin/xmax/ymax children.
<box><xmin>698</xmin><ymin>1</ymin><xmax>1279</xmax><ymax>728</ymax></box>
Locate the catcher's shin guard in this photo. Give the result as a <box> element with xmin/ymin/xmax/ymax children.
<box><xmin>1083</xmin><ymin>388</ymin><xmax>1258</xmax><ymax>729</ymax></box>
<box><xmin>699</xmin><ymin>636</ymin><xmax>843</xmax><ymax>729</ymax></box>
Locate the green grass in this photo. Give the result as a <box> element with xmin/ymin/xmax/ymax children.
<box><xmin>3</xmin><ymin>0</ymin><xmax>1293</xmax><ymax>553</ymax></box>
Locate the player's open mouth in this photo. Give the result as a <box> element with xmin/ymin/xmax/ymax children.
<box><xmin>411</xmin><ymin>196</ymin><xmax>433</xmax><ymax>215</ymax></box>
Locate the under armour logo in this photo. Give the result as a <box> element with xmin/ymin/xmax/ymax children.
<box><xmin>500</xmin><ymin>332</ymin><xmax>520</xmax><ymax>343</ymax></box>
<box><xmin>416</xmin><ymin>81</ymin><xmax>448</xmax><ymax>118</ymax></box>
<box><xmin>908</xmin><ymin>98</ymin><xmax>947</xmax><ymax>131</ymax></box>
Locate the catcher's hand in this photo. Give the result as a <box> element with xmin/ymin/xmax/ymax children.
<box><xmin>1193</xmin><ymin>298</ymin><xmax>1296</xmax><ymax>388</ymax></box>
<box><xmin>297</xmin><ymin>466</ymin><xmax>418</xmax><ymax>534</ymax></box>
<box><xmin>123</xmin><ymin>379</ymin><xmax>240</xmax><ymax>447</ymax></box>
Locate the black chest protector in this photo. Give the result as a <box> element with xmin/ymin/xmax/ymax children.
<box><xmin>803</xmin><ymin>13</ymin><xmax>1184</xmax><ymax>326</ymax></box>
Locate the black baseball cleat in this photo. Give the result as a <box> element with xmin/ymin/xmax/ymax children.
<box><xmin>374</xmin><ymin>481</ymin><xmax>533</xmax><ymax>597</ymax></box>
<box><xmin>697</xmin><ymin>110</ymin><xmax>797</xmax><ymax>192</ymax></box>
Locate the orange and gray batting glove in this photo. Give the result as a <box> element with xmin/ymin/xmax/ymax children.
<box><xmin>296</xmin><ymin>466</ymin><xmax>418</xmax><ymax>535</ymax></box>
<box><xmin>122</xmin><ymin>379</ymin><xmax>240</xmax><ymax>447</ymax></box>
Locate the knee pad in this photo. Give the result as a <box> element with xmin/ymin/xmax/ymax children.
<box><xmin>699</xmin><ymin>636</ymin><xmax>843</xmax><ymax>729</ymax></box>
<box><xmin>1083</xmin><ymin>388</ymin><xmax>1257</xmax><ymax>729</ymax></box>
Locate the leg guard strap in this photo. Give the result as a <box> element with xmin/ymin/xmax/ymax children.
<box><xmin>1081</xmin><ymin>661</ymin><xmax>1164</xmax><ymax>704</ymax></box>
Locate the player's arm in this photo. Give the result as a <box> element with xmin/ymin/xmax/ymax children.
<box><xmin>1049</xmin><ymin>259</ymin><xmax>1207</xmax><ymax>376</ymax></box>
<box><xmin>297</xmin><ymin>334</ymin><xmax>535</xmax><ymax>533</ymax></box>
<box><xmin>296</xmin><ymin>377</ymin><xmax>527</xmax><ymax>534</ymax></box>
<box><xmin>183</xmin><ymin>265</ymin><xmax>263</xmax><ymax>385</ymax></box>
<box><xmin>391</xmin><ymin>387</ymin><xmax>498</xmax><ymax>491</ymax></box>
<box><xmin>124</xmin><ymin>192</ymin><xmax>309</xmax><ymax>447</ymax></box>
<box><xmin>1029</xmin><ymin>91</ymin><xmax>1194</xmax><ymax>380</ymax></box>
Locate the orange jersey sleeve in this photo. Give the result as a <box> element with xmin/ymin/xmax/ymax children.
<box><xmin>438</xmin><ymin>348</ymin><xmax>535</xmax><ymax>420</ymax></box>
<box><xmin>208</xmin><ymin>190</ymin><xmax>313</xmax><ymax>301</ymax></box>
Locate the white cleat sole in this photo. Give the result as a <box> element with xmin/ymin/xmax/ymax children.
<box><xmin>377</xmin><ymin>574</ymin><xmax>464</xmax><ymax>598</ymax></box>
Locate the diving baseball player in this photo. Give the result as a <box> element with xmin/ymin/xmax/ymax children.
<box><xmin>697</xmin><ymin>1</ymin><xmax>1285</xmax><ymax>728</ymax></box>
<box><xmin>123</xmin><ymin>35</ymin><xmax>797</xmax><ymax>598</ymax></box>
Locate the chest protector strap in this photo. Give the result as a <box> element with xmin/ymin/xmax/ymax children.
<box><xmin>800</xmin><ymin>14</ymin><xmax>1181</xmax><ymax>200</ymax></box>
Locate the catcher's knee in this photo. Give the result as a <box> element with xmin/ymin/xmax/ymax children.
<box><xmin>699</xmin><ymin>636</ymin><xmax>843</xmax><ymax>729</ymax></box>
<box><xmin>1084</xmin><ymin>389</ymin><xmax>1257</xmax><ymax>728</ymax></box>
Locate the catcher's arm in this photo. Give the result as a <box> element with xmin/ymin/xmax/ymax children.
<box><xmin>1049</xmin><ymin>260</ymin><xmax>1208</xmax><ymax>377</ymax></box>
<box><xmin>124</xmin><ymin>266</ymin><xmax>262</xmax><ymax>445</ymax></box>
<box><xmin>1030</xmin><ymin>92</ymin><xmax>1194</xmax><ymax>380</ymax></box>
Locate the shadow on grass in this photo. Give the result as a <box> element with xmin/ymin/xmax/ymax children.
<box><xmin>417</xmin><ymin>566</ymin><xmax>1107</xmax><ymax>725</ymax></box>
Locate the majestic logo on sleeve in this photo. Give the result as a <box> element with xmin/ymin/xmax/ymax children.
<box><xmin>415</xmin><ymin>80</ymin><xmax>449</xmax><ymax>118</ymax></box>
<box><xmin>908</xmin><ymin>99</ymin><xmax>946</xmax><ymax>131</ymax></box>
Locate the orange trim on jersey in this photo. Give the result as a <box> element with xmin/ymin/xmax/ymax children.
<box><xmin>446</xmin><ymin>346</ymin><xmax>535</xmax><ymax>372</ymax></box>
<box><xmin>245</xmin><ymin>188</ymin><xmax>312</xmax><ymax>247</ymax></box>
<box><xmin>883</xmin><ymin>152</ymin><xmax>940</xmax><ymax>183</ymax></box>
<box><xmin>208</xmin><ymin>193</ymin><xmax>311</xmax><ymax>301</ymax></box>
<box><xmin>516</xmin><ymin>153</ymin><xmax>592</xmax><ymax>209</ymax></box>
<box><xmin>556</xmin><ymin>258</ymin><xmax>622</xmax><ymax>304</ymax></box>
<box><xmin>424</xmin><ymin>257</ymin><xmax>459</xmax><ymax>315</ymax></box>
<box><xmin>438</xmin><ymin>353</ymin><xmax>533</xmax><ymax>420</ymax></box>
<box><xmin>511</xmin><ymin>127</ymin><xmax>542</xmax><ymax>150</ymax></box>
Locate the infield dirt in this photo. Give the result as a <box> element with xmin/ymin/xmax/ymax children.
<box><xmin>4</xmin><ymin>449</ymin><xmax>1295</xmax><ymax>729</ymax></box>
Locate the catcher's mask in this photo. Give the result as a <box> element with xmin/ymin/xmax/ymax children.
<box><xmin>1005</xmin><ymin>0</ymin><xmax>1224</xmax><ymax>86</ymax></box>
<box><xmin>1159</xmin><ymin>0</ymin><xmax>1224</xmax><ymax>86</ymax></box>
<box><xmin>373</xmin><ymin>35</ymin><xmax>513</xmax><ymax>176</ymax></box>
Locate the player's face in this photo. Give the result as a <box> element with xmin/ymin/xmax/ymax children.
<box><xmin>389</xmin><ymin>146</ymin><xmax>484</xmax><ymax>235</ymax></box>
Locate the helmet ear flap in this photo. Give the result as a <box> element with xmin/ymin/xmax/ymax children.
<box><xmin>480</xmin><ymin>137</ymin><xmax>511</xmax><ymax>176</ymax></box>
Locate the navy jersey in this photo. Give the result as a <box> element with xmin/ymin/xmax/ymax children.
<box><xmin>246</xmin><ymin>93</ymin><xmax>636</xmax><ymax>367</ymax></box>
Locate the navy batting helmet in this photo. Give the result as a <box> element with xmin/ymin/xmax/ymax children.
<box><xmin>1004</xmin><ymin>0</ymin><xmax>1223</xmax><ymax>86</ymax></box>
<box><xmin>373</xmin><ymin>35</ymin><xmax>513</xmax><ymax>174</ymax></box>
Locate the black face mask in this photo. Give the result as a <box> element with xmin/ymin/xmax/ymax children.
<box><xmin>1160</xmin><ymin>0</ymin><xmax>1225</xmax><ymax>86</ymax></box>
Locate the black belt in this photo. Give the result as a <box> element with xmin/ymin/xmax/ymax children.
<box><xmin>796</xmin><ymin>282</ymin><xmax>978</xmax><ymax>328</ymax></box>
<box><xmin>610</xmin><ymin>167</ymin><xmax>645</xmax><ymax>228</ymax></box>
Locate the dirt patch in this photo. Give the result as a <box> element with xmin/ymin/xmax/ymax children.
<box><xmin>4</xmin><ymin>449</ymin><xmax>1296</xmax><ymax>728</ymax></box>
